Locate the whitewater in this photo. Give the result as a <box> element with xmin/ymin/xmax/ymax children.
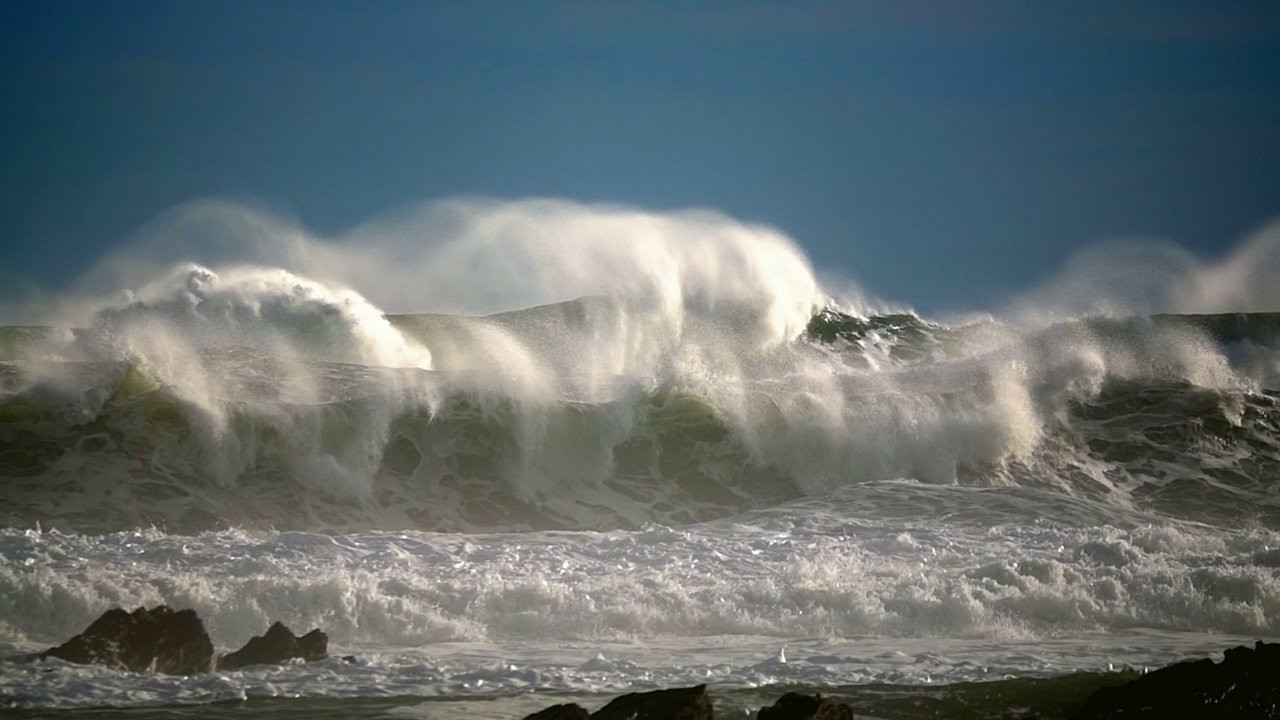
<box><xmin>2</xmin><ymin>198</ymin><xmax>1280</xmax><ymax>718</ymax></box>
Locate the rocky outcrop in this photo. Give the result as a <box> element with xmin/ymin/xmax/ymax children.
<box><xmin>216</xmin><ymin>621</ymin><xmax>328</xmax><ymax>671</ymax></box>
<box><xmin>522</xmin><ymin>704</ymin><xmax>590</xmax><ymax>720</ymax></box>
<box><xmin>40</xmin><ymin>607</ymin><xmax>329</xmax><ymax>675</ymax></box>
<box><xmin>41</xmin><ymin>605</ymin><xmax>214</xmax><ymax>675</ymax></box>
<box><xmin>514</xmin><ymin>644</ymin><xmax>1280</xmax><ymax>719</ymax></box>
<box><xmin>1072</xmin><ymin>640</ymin><xmax>1280</xmax><ymax>719</ymax></box>
<box><xmin>758</xmin><ymin>692</ymin><xmax>854</xmax><ymax>720</ymax></box>
<box><xmin>520</xmin><ymin>685</ymin><xmax>712</xmax><ymax>720</ymax></box>
<box><xmin>591</xmin><ymin>685</ymin><xmax>712</xmax><ymax>720</ymax></box>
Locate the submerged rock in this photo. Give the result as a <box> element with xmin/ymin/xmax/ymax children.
<box><xmin>1072</xmin><ymin>640</ymin><xmax>1280</xmax><ymax>719</ymax></box>
<box><xmin>590</xmin><ymin>685</ymin><xmax>712</xmax><ymax>720</ymax></box>
<box><xmin>41</xmin><ymin>605</ymin><xmax>214</xmax><ymax>675</ymax></box>
<box><xmin>758</xmin><ymin>692</ymin><xmax>854</xmax><ymax>720</ymax></box>
<box><xmin>216</xmin><ymin>621</ymin><xmax>328</xmax><ymax>671</ymax></box>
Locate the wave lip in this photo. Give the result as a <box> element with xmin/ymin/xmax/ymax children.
<box><xmin>3</xmin><ymin>261</ymin><xmax>1280</xmax><ymax>534</ymax></box>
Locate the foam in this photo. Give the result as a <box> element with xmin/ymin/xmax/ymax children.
<box><xmin>0</xmin><ymin>200</ymin><xmax>1278</xmax><ymax>537</ymax></box>
<box><xmin>3</xmin><ymin>486</ymin><xmax>1278</xmax><ymax>652</ymax></box>
<box><xmin>2</xmin><ymin>310</ymin><xmax>1278</xmax><ymax>533</ymax></box>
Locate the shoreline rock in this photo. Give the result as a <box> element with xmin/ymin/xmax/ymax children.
<box><xmin>515</xmin><ymin>642</ymin><xmax>1280</xmax><ymax>720</ymax></box>
<box><xmin>758</xmin><ymin>692</ymin><xmax>854</xmax><ymax>720</ymax></box>
<box><xmin>41</xmin><ymin>606</ymin><xmax>329</xmax><ymax>675</ymax></box>
<box><xmin>522</xmin><ymin>704</ymin><xmax>590</xmax><ymax>720</ymax></box>
<box><xmin>1070</xmin><ymin>640</ymin><xmax>1280</xmax><ymax>719</ymax></box>
<box><xmin>519</xmin><ymin>685</ymin><xmax>713</xmax><ymax>720</ymax></box>
<box><xmin>41</xmin><ymin>606</ymin><xmax>213</xmax><ymax>675</ymax></box>
<box><xmin>516</xmin><ymin>686</ymin><xmax>854</xmax><ymax>720</ymax></box>
<box><xmin>216</xmin><ymin>621</ymin><xmax>328</xmax><ymax>671</ymax></box>
<box><xmin>592</xmin><ymin>685</ymin><xmax>712</xmax><ymax>719</ymax></box>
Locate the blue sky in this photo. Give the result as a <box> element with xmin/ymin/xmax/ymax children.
<box><xmin>2</xmin><ymin>1</ymin><xmax>1278</xmax><ymax>312</ymax></box>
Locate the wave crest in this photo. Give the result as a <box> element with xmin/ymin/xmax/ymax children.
<box><xmin>2</xmin><ymin>290</ymin><xmax>1278</xmax><ymax>533</ymax></box>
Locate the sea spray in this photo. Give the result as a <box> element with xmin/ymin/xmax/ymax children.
<box><xmin>0</xmin><ymin>201</ymin><xmax>1278</xmax><ymax>535</ymax></box>
<box><xmin>0</xmin><ymin>303</ymin><xmax>1276</xmax><ymax>532</ymax></box>
<box><xmin>4</xmin><ymin>201</ymin><xmax>1280</xmax><ymax>718</ymax></box>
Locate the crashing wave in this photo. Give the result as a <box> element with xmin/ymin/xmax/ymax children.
<box><xmin>2</xmin><ymin>279</ymin><xmax>1279</xmax><ymax>534</ymax></box>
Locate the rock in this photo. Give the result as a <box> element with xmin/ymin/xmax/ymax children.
<box><xmin>758</xmin><ymin>692</ymin><xmax>854</xmax><ymax>720</ymax></box>
<box><xmin>590</xmin><ymin>684</ymin><xmax>712</xmax><ymax>720</ymax></box>
<box><xmin>522</xmin><ymin>704</ymin><xmax>590</xmax><ymax>720</ymax></box>
<box><xmin>38</xmin><ymin>607</ymin><xmax>333</xmax><ymax>676</ymax></box>
<box><xmin>41</xmin><ymin>605</ymin><xmax>213</xmax><ymax>675</ymax></box>
<box><xmin>1071</xmin><ymin>640</ymin><xmax>1280</xmax><ymax>719</ymax></box>
<box><xmin>216</xmin><ymin>621</ymin><xmax>328</xmax><ymax>671</ymax></box>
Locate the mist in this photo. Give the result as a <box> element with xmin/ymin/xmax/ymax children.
<box><xmin>1004</xmin><ymin>219</ymin><xmax>1280</xmax><ymax>321</ymax></box>
<box><xmin>33</xmin><ymin>198</ymin><xmax>826</xmax><ymax>347</ymax></box>
<box><xmin>6</xmin><ymin>197</ymin><xmax>1278</xmax><ymax>331</ymax></box>
<box><xmin>1</xmin><ymin>197</ymin><xmax>1278</xmax><ymax>532</ymax></box>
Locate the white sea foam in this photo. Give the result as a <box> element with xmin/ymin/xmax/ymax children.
<box><xmin>2</xmin><ymin>486</ymin><xmax>1277</xmax><ymax>650</ymax></box>
<box><xmin>0</xmin><ymin>486</ymin><xmax>1275</xmax><ymax>710</ymax></box>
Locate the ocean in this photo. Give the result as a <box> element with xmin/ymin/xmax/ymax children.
<box><xmin>1</xmin><ymin>205</ymin><xmax>1279</xmax><ymax>718</ymax></box>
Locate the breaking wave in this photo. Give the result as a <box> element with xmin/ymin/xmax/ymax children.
<box><xmin>1</xmin><ymin>200</ymin><xmax>1279</xmax><ymax>534</ymax></box>
<box><xmin>2</xmin><ymin>293</ymin><xmax>1278</xmax><ymax>533</ymax></box>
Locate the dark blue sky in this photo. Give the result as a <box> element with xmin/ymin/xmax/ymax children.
<box><xmin>3</xmin><ymin>1</ymin><xmax>1279</xmax><ymax>312</ymax></box>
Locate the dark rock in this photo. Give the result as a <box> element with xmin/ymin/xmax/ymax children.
<box><xmin>1072</xmin><ymin>640</ymin><xmax>1280</xmax><ymax>719</ymax></box>
<box><xmin>758</xmin><ymin>692</ymin><xmax>854</xmax><ymax>720</ymax></box>
<box><xmin>590</xmin><ymin>684</ymin><xmax>712</xmax><ymax>720</ymax></box>
<box><xmin>523</xmin><ymin>704</ymin><xmax>591</xmax><ymax>720</ymax></box>
<box><xmin>216</xmin><ymin>621</ymin><xmax>328</xmax><ymax>671</ymax></box>
<box><xmin>41</xmin><ymin>605</ymin><xmax>213</xmax><ymax>675</ymax></box>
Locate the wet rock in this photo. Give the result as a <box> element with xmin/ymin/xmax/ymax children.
<box><xmin>41</xmin><ymin>605</ymin><xmax>213</xmax><ymax>675</ymax></box>
<box><xmin>590</xmin><ymin>684</ymin><xmax>712</xmax><ymax>720</ymax></box>
<box><xmin>216</xmin><ymin>621</ymin><xmax>328</xmax><ymax>671</ymax></box>
<box><xmin>758</xmin><ymin>692</ymin><xmax>854</xmax><ymax>720</ymax></box>
<box><xmin>1072</xmin><ymin>640</ymin><xmax>1280</xmax><ymax>719</ymax></box>
<box><xmin>522</xmin><ymin>704</ymin><xmax>590</xmax><ymax>720</ymax></box>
